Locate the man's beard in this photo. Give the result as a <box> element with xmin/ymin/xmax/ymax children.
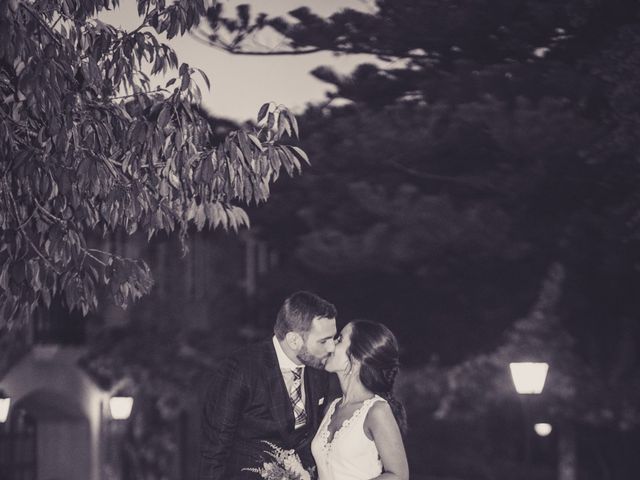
<box><xmin>297</xmin><ymin>343</ymin><xmax>327</xmax><ymax>369</ymax></box>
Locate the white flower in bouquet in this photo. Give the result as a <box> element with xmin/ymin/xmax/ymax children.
<box><xmin>242</xmin><ymin>441</ymin><xmax>314</xmax><ymax>480</ymax></box>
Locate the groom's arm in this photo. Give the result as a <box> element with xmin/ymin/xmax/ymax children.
<box><xmin>199</xmin><ymin>356</ymin><xmax>248</xmax><ymax>480</ymax></box>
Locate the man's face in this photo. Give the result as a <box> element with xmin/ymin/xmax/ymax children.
<box><xmin>324</xmin><ymin>323</ymin><xmax>352</xmax><ymax>373</ymax></box>
<box><xmin>297</xmin><ymin>316</ymin><xmax>337</xmax><ymax>369</ymax></box>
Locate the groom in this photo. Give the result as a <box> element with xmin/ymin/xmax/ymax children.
<box><xmin>199</xmin><ymin>291</ymin><xmax>339</xmax><ymax>480</ymax></box>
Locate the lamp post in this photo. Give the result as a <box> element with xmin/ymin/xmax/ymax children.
<box><xmin>0</xmin><ymin>390</ymin><xmax>10</xmax><ymax>424</ymax></box>
<box><xmin>509</xmin><ymin>362</ymin><xmax>549</xmax><ymax>464</ymax></box>
<box><xmin>107</xmin><ymin>395</ymin><xmax>134</xmax><ymax>480</ymax></box>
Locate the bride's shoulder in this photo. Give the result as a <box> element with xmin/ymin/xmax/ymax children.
<box><xmin>364</xmin><ymin>397</ymin><xmax>394</xmax><ymax>426</ymax></box>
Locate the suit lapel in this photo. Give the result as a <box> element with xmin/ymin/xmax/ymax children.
<box><xmin>305</xmin><ymin>367</ymin><xmax>331</xmax><ymax>432</ymax></box>
<box><xmin>304</xmin><ymin>368</ymin><xmax>322</xmax><ymax>430</ymax></box>
<box><xmin>263</xmin><ymin>340</ymin><xmax>295</xmax><ymax>436</ymax></box>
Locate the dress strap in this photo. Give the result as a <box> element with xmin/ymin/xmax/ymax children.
<box><xmin>332</xmin><ymin>395</ymin><xmax>384</xmax><ymax>442</ymax></box>
<box><xmin>359</xmin><ymin>395</ymin><xmax>385</xmax><ymax>417</ymax></box>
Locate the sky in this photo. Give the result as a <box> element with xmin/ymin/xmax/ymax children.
<box><xmin>99</xmin><ymin>0</ymin><xmax>379</xmax><ymax>122</ymax></box>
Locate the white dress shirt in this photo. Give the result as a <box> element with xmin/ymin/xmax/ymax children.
<box><xmin>272</xmin><ymin>335</ymin><xmax>306</xmax><ymax>411</ymax></box>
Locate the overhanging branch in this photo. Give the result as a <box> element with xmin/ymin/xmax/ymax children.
<box><xmin>388</xmin><ymin>158</ymin><xmax>503</xmax><ymax>193</ymax></box>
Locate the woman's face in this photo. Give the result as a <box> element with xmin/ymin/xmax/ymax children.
<box><xmin>324</xmin><ymin>323</ymin><xmax>353</xmax><ymax>373</ymax></box>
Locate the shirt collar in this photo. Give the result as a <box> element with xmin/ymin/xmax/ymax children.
<box><xmin>272</xmin><ymin>335</ymin><xmax>304</xmax><ymax>371</ymax></box>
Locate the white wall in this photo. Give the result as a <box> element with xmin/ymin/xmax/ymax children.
<box><xmin>0</xmin><ymin>346</ymin><xmax>108</xmax><ymax>480</ymax></box>
<box><xmin>37</xmin><ymin>419</ymin><xmax>91</xmax><ymax>480</ymax></box>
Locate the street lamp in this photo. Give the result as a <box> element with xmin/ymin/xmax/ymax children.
<box><xmin>109</xmin><ymin>396</ymin><xmax>134</xmax><ymax>420</ymax></box>
<box><xmin>106</xmin><ymin>394</ymin><xmax>134</xmax><ymax>479</ymax></box>
<box><xmin>0</xmin><ymin>390</ymin><xmax>10</xmax><ymax>423</ymax></box>
<box><xmin>534</xmin><ymin>423</ymin><xmax>553</xmax><ymax>437</ymax></box>
<box><xmin>509</xmin><ymin>362</ymin><xmax>549</xmax><ymax>394</ymax></box>
<box><xmin>509</xmin><ymin>362</ymin><xmax>549</xmax><ymax>464</ymax></box>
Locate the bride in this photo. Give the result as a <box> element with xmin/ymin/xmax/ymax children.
<box><xmin>311</xmin><ymin>320</ymin><xmax>409</xmax><ymax>480</ymax></box>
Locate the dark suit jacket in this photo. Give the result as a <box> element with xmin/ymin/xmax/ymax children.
<box><xmin>199</xmin><ymin>339</ymin><xmax>339</xmax><ymax>480</ymax></box>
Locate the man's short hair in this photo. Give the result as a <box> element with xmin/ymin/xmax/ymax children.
<box><xmin>274</xmin><ymin>291</ymin><xmax>337</xmax><ymax>340</ymax></box>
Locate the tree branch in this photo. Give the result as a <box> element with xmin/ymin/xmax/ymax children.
<box><xmin>20</xmin><ymin>3</ymin><xmax>64</xmax><ymax>48</ymax></box>
<box><xmin>0</xmin><ymin>107</ymin><xmax>28</xmax><ymax>129</ymax></box>
<box><xmin>34</xmin><ymin>198</ymin><xmax>66</xmax><ymax>225</ymax></box>
<box><xmin>195</xmin><ymin>30</ymin><xmax>432</xmax><ymax>60</ymax></box>
<box><xmin>108</xmin><ymin>86</ymin><xmax>168</xmax><ymax>101</ymax></box>
<box><xmin>3</xmin><ymin>181</ymin><xmax>61</xmax><ymax>275</ymax></box>
<box><xmin>387</xmin><ymin>158</ymin><xmax>503</xmax><ymax>193</ymax></box>
<box><xmin>17</xmin><ymin>209</ymin><xmax>37</xmax><ymax>229</ymax></box>
<box><xmin>213</xmin><ymin>44</ymin><xmax>327</xmax><ymax>56</ymax></box>
<box><xmin>80</xmin><ymin>246</ymin><xmax>108</xmax><ymax>267</ymax></box>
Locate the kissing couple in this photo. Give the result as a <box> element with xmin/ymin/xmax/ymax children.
<box><xmin>199</xmin><ymin>291</ymin><xmax>409</xmax><ymax>480</ymax></box>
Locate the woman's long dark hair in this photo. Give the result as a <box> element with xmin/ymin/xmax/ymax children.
<box><xmin>347</xmin><ymin>320</ymin><xmax>407</xmax><ymax>434</ymax></box>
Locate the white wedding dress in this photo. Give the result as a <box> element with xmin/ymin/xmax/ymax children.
<box><xmin>311</xmin><ymin>395</ymin><xmax>385</xmax><ymax>480</ymax></box>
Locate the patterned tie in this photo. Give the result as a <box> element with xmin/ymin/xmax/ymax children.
<box><xmin>290</xmin><ymin>367</ymin><xmax>307</xmax><ymax>429</ymax></box>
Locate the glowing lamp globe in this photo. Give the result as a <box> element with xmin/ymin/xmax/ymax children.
<box><xmin>0</xmin><ymin>396</ymin><xmax>10</xmax><ymax>423</ymax></box>
<box><xmin>534</xmin><ymin>423</ymin><xmax>553</xmax><ymax>437</ymax></box>
<box><xmin>109</xmin><ymin>396</ymin><xmax>134</xmax><ymax>420</ymax></box>
<box><xmin>509</xmin><ymin>362</ymin><xmax>549</xmax><ymax>394</ymax></box>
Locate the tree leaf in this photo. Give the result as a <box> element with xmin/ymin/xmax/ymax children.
<box><xmin>282</xmin><ymin>146</ymin><xmax>302</xmax><ymax>173</ymax></box>
<box><xmin>287</xmin><ymin>110</ymin><xmax>299</xmax><ymax>138</ymax></box>
<box><xmin>247</xmin><ymin>133</ymin><xmax>263</xmax><ymax>151</ymax></box>
<box><xmin>180</xmin><ymin>72</ymin><xmax>190</xmax><ymax>91</ymax></box>
<box><xmin>168</xmin><ymin>171</ymin><xmax>180</xmax><ymax>189</ymax></box>
<box><xmin>197</xmin><ymin>68</ymin><xmax>211</xmax><ymax>91</ymax></box>
<box><xmin>158</xmin><ymin>105</ymin><xmax>171</xmax><ymax>128</ymax></box>
<box><xmin>0</xmin><ymin>261</ymin><xmax>10</xmax><ymax>291</ymax></box>
<box><xmin>290</xmin><ymin>146</ymin><xmax>310</xmax><ymax>165</ymax></box>
<box><xmin>195</xmin><ymin>203</ymin><xmax>206</xmax><ymax>230</ymax></box>
<box><xmin>238</xmin><ymin>130</ymin><xmax>253</xmax><ymax>164</ymax></box>
<box><xmin>232</xmin><ymin>206</ymin><xmax>250</xmax><ymax>228</ymax></box>
<box><xmin>257</xmin><ymin>102</ymin><xmax>270</xmax><ymax>123</ymax></box>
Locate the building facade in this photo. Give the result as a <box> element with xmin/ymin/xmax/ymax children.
<box><xmin>0</xmin><ymin>228</ymin><xmax>275</xmax><ymax>480</ymax></box>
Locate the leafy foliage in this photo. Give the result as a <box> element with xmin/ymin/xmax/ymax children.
<box><xmin>0</xmin><ymin>0</ymin><xmax>309</xmax><ymax>328</ymax></box>
<box><xmin>199</xmin><ymin>1</ymin><xmax>637</xmax><ymax>62</ymax></box>
<box><xmin>244</xmin><ymin>90</ymin><xmax>615</xmax><ymax>364</ymax></box>
<box><xmin>79</xmin><ymin>321</ymin><xmax>238</xmax><ymax>479</ymax></box>
<box><xmin>62</xmin><ymin>2</ymin><xmax>640</xmax><ymax>477</ymax></box>
<box><xmin>206</xmin><ymin>0</ymin><xmax>640</xmax><ymax>370</ymax></box>
<box><xmin>398</xmin><ymin>264</ymin><xmax>640</xmax><ymax>430</ymax></box>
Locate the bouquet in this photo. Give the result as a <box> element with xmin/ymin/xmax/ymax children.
<box><xmin>243</xmin><ymin>441</ymin><xmax>314</xmax><ymax>480</ymax></box>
